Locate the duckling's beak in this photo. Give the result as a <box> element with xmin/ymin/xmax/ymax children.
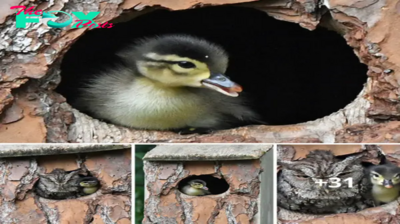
<box><xmin>202</xmin><ymin>186</ymin><xmax>209</xmax><ymax>191</ymax></box>
<box><xmin>383</xmin><ymin>179</ymin><xmax>394</xmax><ymax>188</ymax></box>
<box><xmin>201</xmin><ymin>73</ymin><xmax>243</xmax><ymax>97</ymax></box>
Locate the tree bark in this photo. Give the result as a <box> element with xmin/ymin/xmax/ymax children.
<box><xmin>0</xmin><ymin>144</ymin><xmax>131</xmax><ymax>224</ymax></box>
<box><xmin>143</xmin><ymin>145</ymin><xmax>273</xmax><ymax>224</ymax></box>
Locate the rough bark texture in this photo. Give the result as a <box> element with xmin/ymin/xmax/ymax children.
<box><xmin>142</xmin><ymin>144</ymin><xmax>271</xmax><ymax>161</ymax></box>
<box><xmin>277</xmin><ymin>145</ymin><xmax>400</xmax><ymax>224</ymax></box>
<box><xmin>142</xmin><ymin>145</ymin><xmax>273</xmax><ymax>224</ymax></box>
<box><xmin>0</xmin><ymin>0</ymin><xmax>399</xmax><ymax>143</ymax></box>
<box><xmin>143</xmin><ymin>161</ymin><xmax>261</xmax><ymax>223</ymax></box>
<box><xmin>0</xmin><ymin>143</ymin><xmax>130</xmax><ymax>157</ymax></box>
<box><xmin>143</xmin><ymin>160</ymin><xmax>263</xmax><ymax>223</ymax></box>
<box><xmin>0</xmin><ymin>145</ymin><xmax>131</xmax><ymax>224</ymax></box>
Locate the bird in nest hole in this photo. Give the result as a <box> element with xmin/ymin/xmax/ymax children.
<box><xmin>73</xmin><ymin>34</ymin><xmax>260</xmax><ymax>134</ymax></box>
<box><xmin>35</xmin><ymin>168</ymin><xmax>99</xmax><ymax>200</ymax></box>
<box><xmin>368</xmin><ymin>159</ymin><xmax>400</xmax><ymax>205</ymax></box>
<box><xmin>180</xmin><ymin>179</ymin><xmax>211</xmax><ymax>196</ymax></box>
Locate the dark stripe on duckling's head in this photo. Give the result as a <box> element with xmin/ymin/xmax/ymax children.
<box><xmin>189</xmin><ymin>179</ymin><xmax>207</xmax><ymax>185</ymax></box>
<box><xmin>133</xmin><ymin>35</ymin><xmax>229</xmax><ymax>74</ymax></box>
<box><xmin>116</xmin><ymin>34</ymin><xmax>244</xmax><ymax>95</ymax></box>
<box><xmin>370</xmin><ymin>165</ymin><xmax>400</xmax><ymax>180</ymax></box>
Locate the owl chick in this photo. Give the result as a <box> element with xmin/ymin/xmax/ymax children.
<box><xmin>35</xmin><ymin>169</ymin><xmax>81</xmax><ymax>199</ymax></box>
<box><xmin>180</xmin><ymin>179</ymin><xmax>210</xmax><ymax>196</ymax></box>
<box><xmin>369</xmin><ymin>161</ymin><xmax>400</xmax><ymax>205</ymax></box>
<box><xmin>278</xmin><ymin>150</ymin><xmax>371</xmax><ymax>214</ymax></box>
<box><xmin>35</xmin><ymin>169</ymin><xmax>99</xmax><ymax>199</ymax></box>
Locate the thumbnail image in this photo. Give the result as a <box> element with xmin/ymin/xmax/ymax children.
<box><xmin>136</xmin><ymin>144</ymin><xmax>274</xmax><ymax>224</ymax></box>
<box><xmin>0</xmin><ymin>144</ymin><xmax>131</xmax><ymax>223</ymax></box>
<box><xmin>277</xmin><ymin>144</ymin><xmax>400</xmax><ymax>223</ymax></box>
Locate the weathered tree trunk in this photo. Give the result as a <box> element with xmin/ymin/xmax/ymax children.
<box><xmin>142</xmin><ymin>145</ymin><xmax>274</xmax><ymax>223</ymax></box>
<box><xmin>0</xmin><ymin>144</ymin><xmax>132</xmax><ymax>224</ymax></box>
<box><xmin>0</xmin><ymin>0</ymin><xmax>399</xmax><ymax>143</ymax></box>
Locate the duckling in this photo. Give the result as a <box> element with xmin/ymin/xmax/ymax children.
<box><xmin>78</xmin><ymin>177</ymin><xmax>100</xmax><ymax>195</ymax></box>
<box><xmin>369</xmin><ymin>162</ymin><xmax>400</xmax><ymax>205</ymax></box>
<box><xmin>181</xmin><ymin>179</ymin><xmax>211</xmax><ymax>196</ymax></box>
<box><xmin>73</xmin><ymin>34</ymin><xmax>259</xmax><ymax>131</ymax></box>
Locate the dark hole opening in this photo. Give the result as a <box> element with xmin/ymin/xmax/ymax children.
<box><xmin>178</xmin><ymin>175</ymin><xmax>229</xmax><ymax>195</ymax></box>
<box><xmin>57</xmin><ymin>6</ymin><xmax>367</xmax><ymax>126</ymax></box>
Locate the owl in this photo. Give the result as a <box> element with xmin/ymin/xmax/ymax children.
<box><xmin>35</xmin><ymin>168</ymin><xmax>99</xmax><ymax>199</ymax></box>
<box><xmin>278</xmin><ymin>150</ymin><xmax>373</xmax><ymax>214</ymax></box>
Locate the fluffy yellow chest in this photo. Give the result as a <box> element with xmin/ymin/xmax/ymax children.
<box><xmin>110</xmin><ymin>77</ymin><xmax>213</xmax><ymax>129</ymax></box>
<box><xmin>372</xmin><ymin>185</ymin><xmax>400</xmax><ymax>203</ymax></box>
<box><xmin>181</xmin><ymin>186</ymin><xmax>207</xmax><ymax>196</ymax></box>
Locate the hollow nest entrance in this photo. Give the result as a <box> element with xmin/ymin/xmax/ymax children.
<box><xmin>0</xmin><ymin>0</ymin><xmax>399</xmax><ymax>143</ymax></box>
<box><xmin>177</xmin><ymin>175</ymin><xmax>230</xmax><ymax>196</ymax></box>
<box><xmin>277</xmin><ymin>145</ymin><xmax>400</xmax><ymax>224</ymax></box>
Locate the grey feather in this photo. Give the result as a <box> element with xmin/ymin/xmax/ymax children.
<box><xmin>35</xmin><ymin>169</ymin><xmax>81</xmax><ymax>199</ymax></box>
<box><xmin>278</xmin><ymin>150</ymin><xmax>373</xmax><ymax>214</ymax></box>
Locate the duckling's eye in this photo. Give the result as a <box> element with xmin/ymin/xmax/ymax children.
<box><xmin>177</xmin><ymin>61</ymin><xmax>196</xmax><ymax>69</ymax></box>
<box><xmin>372</xmin><ymin>173</ymin><xmax>380</xmax><ymax>178</ymax></box>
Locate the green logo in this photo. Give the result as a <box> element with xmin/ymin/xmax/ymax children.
<box><xmin>12</xmin><ymin>6</ymin><xmax>113</xmax><ymax>29</ymax></box>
